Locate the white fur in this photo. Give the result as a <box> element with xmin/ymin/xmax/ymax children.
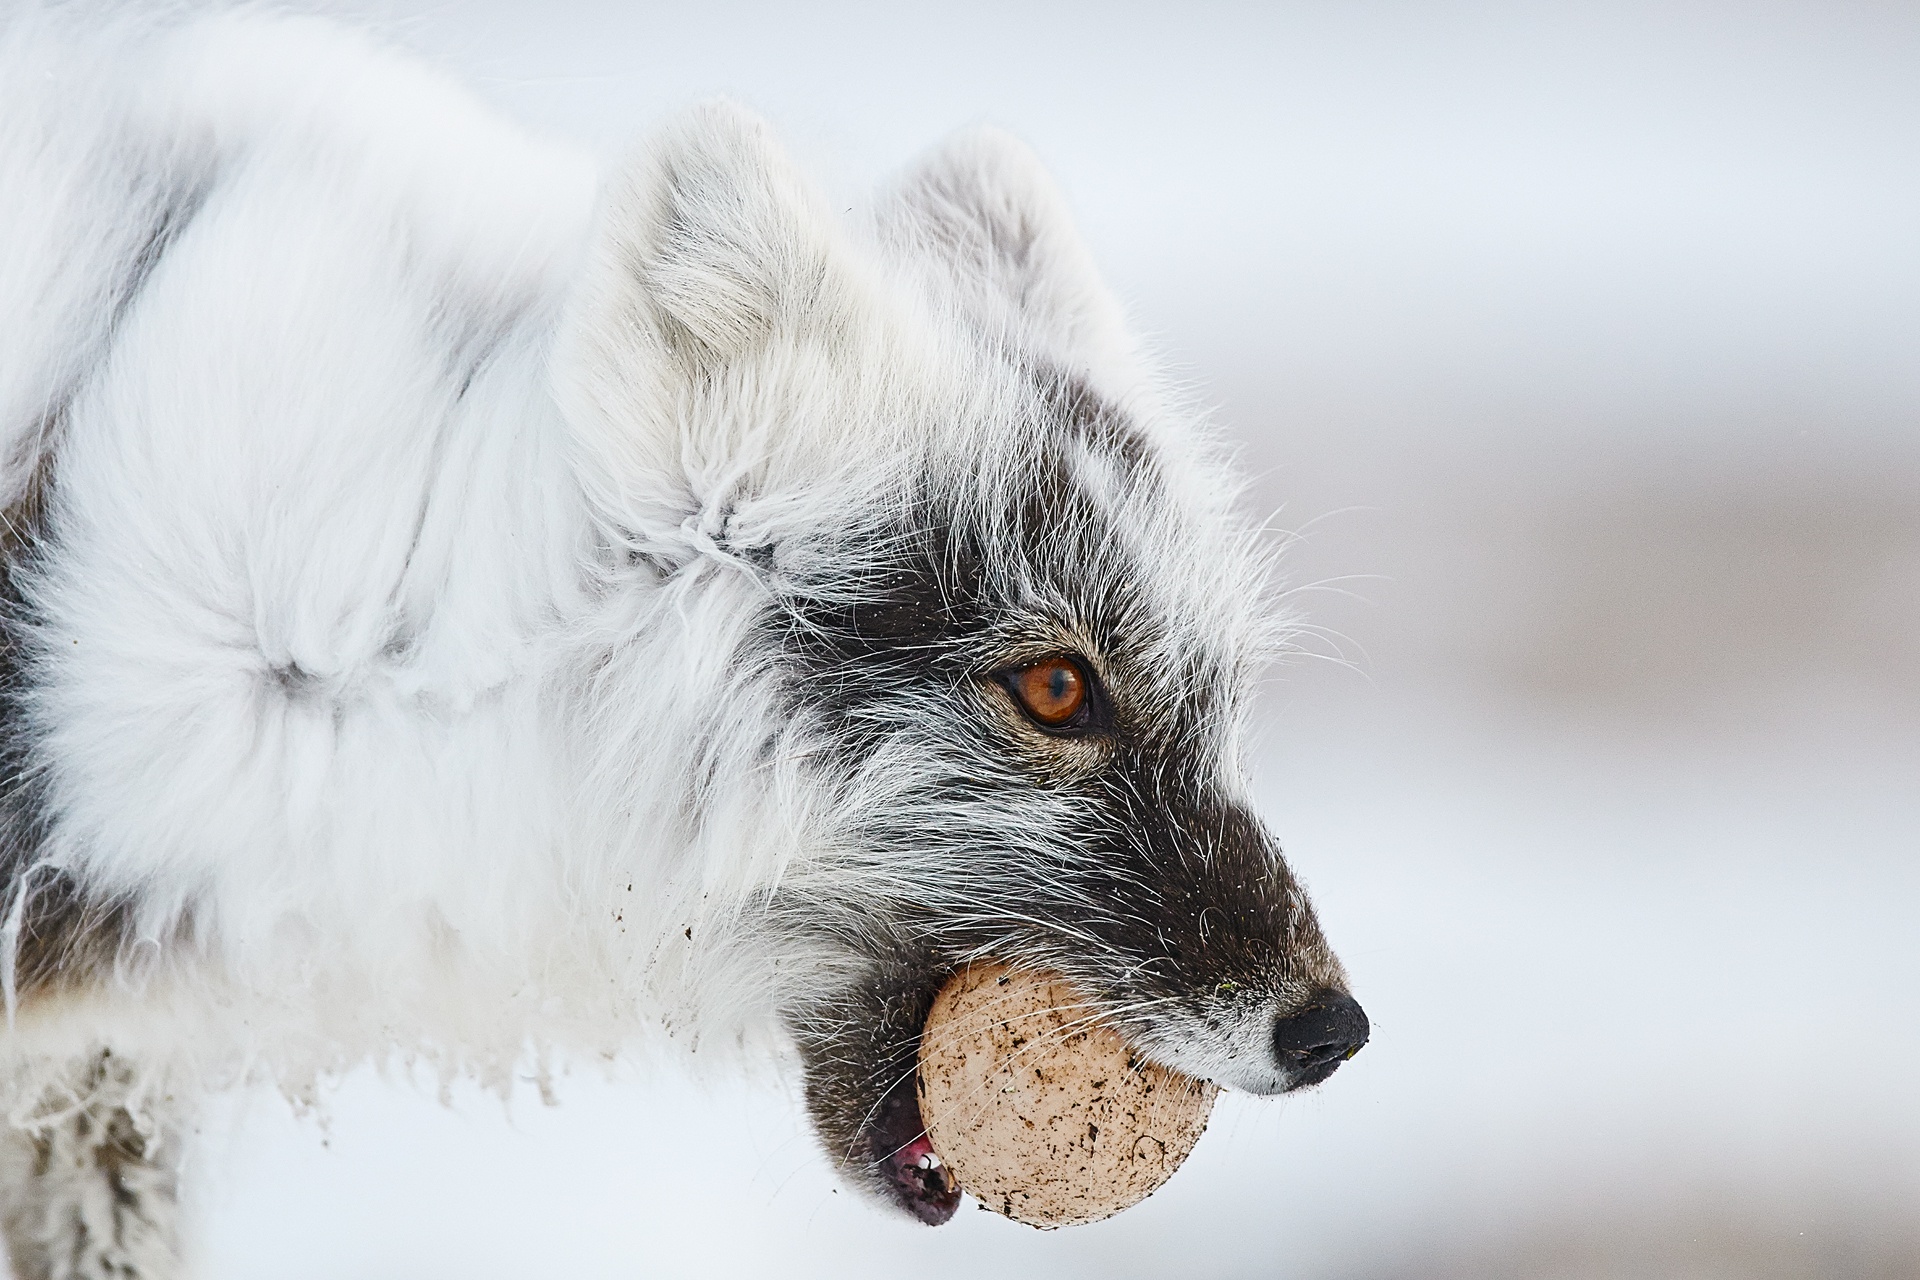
<box><xmin>4</xmin><ymin>11</ymin><xmax>625</xmax><ymax>1087</ymax></box>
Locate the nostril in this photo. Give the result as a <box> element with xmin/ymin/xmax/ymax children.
<box><xmin>1271</xmin><ymin>990</ymin><xmax>1369</xmax><ymax>1087</ymax></box>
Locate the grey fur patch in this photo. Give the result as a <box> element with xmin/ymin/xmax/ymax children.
<box><xmin>0</xmin><ymin>162</ymin><xmax>218</xmax><ymax>1006</ymax></box>
<box><xmin>0</xmin><ymin>468</ymin><xmax>134</xmax><ymax>1003</ymax></box>
<box><xmin>1037</xmin><ymin>365</ymin><xmax>1154</xmax><ymax>478</ymax></box>
<box><xmin>0</xmin><ymin>439</ymin><xmax>133</xmax><ymax>1004</ymax></box>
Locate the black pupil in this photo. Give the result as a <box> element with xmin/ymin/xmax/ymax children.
<box><xmin>1047</xmin><ymin>667</ymin><xmax>1072</xmax><ymax>702</ymax></box>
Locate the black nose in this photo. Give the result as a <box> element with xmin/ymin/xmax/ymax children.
<box><xmin>1272</xmin><ymin>990</ymin><xmax>1369</xmax><ymax>1089</ymax></box>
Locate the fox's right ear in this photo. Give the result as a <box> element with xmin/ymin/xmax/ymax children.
<box><xmin>553</xmin><ymin>100</ymin><xmax>870</xmax><ymax>531</ymax></box>
<box><xmin>879</xmin><ymin>128</ymin><xmax>1137</xmax><ymax>390</ymax></box>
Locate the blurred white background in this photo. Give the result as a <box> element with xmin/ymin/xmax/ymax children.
<box><xmin>165</xmin><ymin>2</ymin><xmax>1918</xmax><ymax>1276</ymax></box>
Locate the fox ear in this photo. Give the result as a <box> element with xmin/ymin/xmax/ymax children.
<box><xmin>573</xmin><ymin>99</ymin><xmax>847</xmax><ymax>365</ymax></box>
<box><xmin>555</xmin><ymin>100</ymin><xmax>869</xmax><ymax>527</ymax></box>
<box><xmin>881</xmin><ymin>128</ymin><xmax>1135</xmax><ymax>383</ymax></box>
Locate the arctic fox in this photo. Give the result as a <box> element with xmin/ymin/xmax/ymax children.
<box><xmin>0</xmin><ymin>11</ymin><xmax>1366</xmax><ymax>1276</ymax></box>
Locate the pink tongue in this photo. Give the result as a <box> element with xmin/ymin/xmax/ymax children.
<box><xmin>895</xmin><ymin>1133</ymin><xmax>939</xmax><ymax>1170</ymax></box>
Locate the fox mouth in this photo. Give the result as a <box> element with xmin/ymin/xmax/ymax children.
<box><xmin>798</xmin><ymin>963</ymin><xmax>963</xmax><ymax>1225</ymax></box>
<box><xmin>803</xmin><ymin>956</ymin><xmax>1367</xmax><ymax>1224</ymax></box>
<box><xmin>854</xmin><ymin>1066</ymin><xmax>961</xmax><ymax>1224</ymax></box>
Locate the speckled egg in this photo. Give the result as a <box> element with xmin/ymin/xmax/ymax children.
<box><xmin>916</xmin><ymin>963</ymin><xmax>1218</xmax><ymax>1228</ymax></box>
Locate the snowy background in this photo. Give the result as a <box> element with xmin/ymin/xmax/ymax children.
<box><xmin>119</xmin><ymin>1</ymin><xmax>1920</xmax><ymax>1276</ymax></box>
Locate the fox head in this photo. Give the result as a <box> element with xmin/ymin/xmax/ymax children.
<box><xmin>555</xmin><ymin>102</ymin><xmax>1365</xmax><ymax>1224</ymax></box>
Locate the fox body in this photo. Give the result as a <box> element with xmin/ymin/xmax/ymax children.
<box><xmin>0</xmin><ymin>11</ymin><xmax>1364</xmax><ymax>1276</ymax></box>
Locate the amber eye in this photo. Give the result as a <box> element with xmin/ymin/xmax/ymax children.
<box><xmin>1008</xmin><ymin>658</ymin><xmax>1089</xmax><ymax>728</ymax></box>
